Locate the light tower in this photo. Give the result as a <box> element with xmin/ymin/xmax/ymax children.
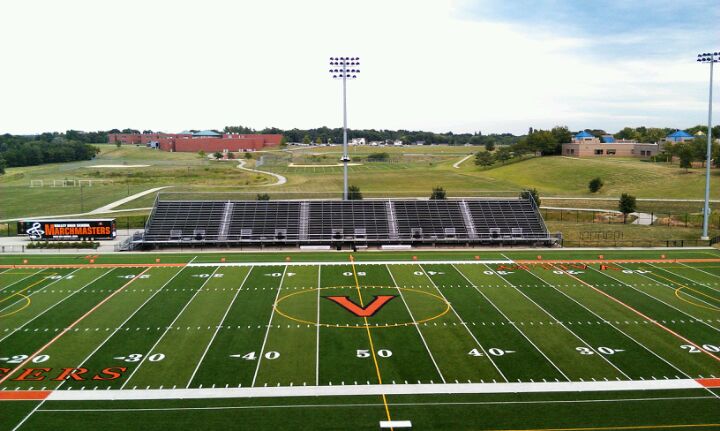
<box><xmin>329</xmin><ymin>56</ymin><xmax>360</xmax><ymax>200</ymax></box>
<box><xmin>697</xmin><ymin>52</ymin><xmax>719</xmax><ymax>240</ymax></box>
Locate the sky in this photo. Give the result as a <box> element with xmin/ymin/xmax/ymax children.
<box><xmin>0</xmin><ymin>0</ymin><xmax>717</xmax><ymax>135</ymax></box>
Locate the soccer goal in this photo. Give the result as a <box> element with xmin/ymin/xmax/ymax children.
<box><xmin>30</xmin><ymin>180</ymin><xmax>44</xmax><ymax>188</ymax></box>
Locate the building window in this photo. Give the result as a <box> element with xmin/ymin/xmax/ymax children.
<box><xmin>606</xmin><ymin>149</ymin><xmax>616</xmax><ymax>155</ymax></box>
<box><xmin>594</xmin><ymin>149</ymin><xmax>603</xmax><ymax>155</ymax></box>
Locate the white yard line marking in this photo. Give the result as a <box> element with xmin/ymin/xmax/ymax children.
<box><xmin>677</xmin><ymin>262</ymin><xmax>720</xmax><ymax>290</ymax></box>
<box><xmin>525</xmin><ymin>266</ymin><xmax>695</xmax><ymax>380</ymax></box>
<box><xmin>0</xmin><ymin>269</ymin><xmax>45</xmax><ymax>294</ymax></box>
<box><xmin>646</xmin><ymin>262</ymin><xmax>720</xmax><ymax>296</ymax></box>
<box><xmin>40</xmin><ymin>379</ymin><xmax>708</xmax><ymax>401</ymax></box>
<box><xmin>452</xmin><ymin>263</ymin><xmax>570</xmax><ymax>382</ymax></box>
<box><xmin>418</xmin><ymin>264</ymin><xmax>508</xmax><ymax>383</ymax></box>
<box><xmin>0</xmin><ymin>268</ymin><xmax>95</xmax><ymax>343</ymax></box>
<box><xmin>497</xmin><ymin>254</ymin><xmax>631</xmax><ymax>380</ymax></box>
<box><xmin>0</xmin><ymin>269</ymin><xmax>70</xmax><ymax>316</ymax></box>
<box><xmin>386</xmin><ymin>264</ymin><xmax>446</xmax><ymax>383</ymax></box>
<box><xmin>121</xmin><ymin>267</ymin><xmax>220</xmax><ymax>389</ymax></box>
<box><xmin>315</xmin><ymin>265</ymin><xmax>321</xmax><ymax>387</ymax></box>
<box><xmin>187</xmin><ymin>267</ymin><xmax>254</xmax><ymax>388</ymax></box>
<box><xmin>251</xmin><ymin>266</ymin><xmax>288</xmax><ymax>387</ymax></box>
<box><xmin>612</xmin><ymin>263</ymin><xmax>720</xmax><ymax>334</ymax></box>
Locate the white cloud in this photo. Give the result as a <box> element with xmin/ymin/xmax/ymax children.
<box><xmin>0</xmin><ymin>0</ymin><xmax>712</xmax><ymax>135</ymax></box>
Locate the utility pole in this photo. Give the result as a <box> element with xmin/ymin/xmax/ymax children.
<box><xmin>329</xmin><ymin>57</ymin><xmax>360</xmax><ymax>200</ymax></box>
<box><xmin>697</xmin><ymin>52</ymin><xmax>718</xmax><ymax>240</ymax></box>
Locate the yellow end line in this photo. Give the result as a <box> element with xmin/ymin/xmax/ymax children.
<box><xmin>349</xmin><ymin>256</ymin><xmax>393</xmax><ymax>428</ymax></box>
<box><xmin>646</xmin><ymin>271</ymin><xmax>720</xmax><ymax>311</ymax></box>
<box><xmin>488</xmin><ymin>423</ymin><xmax>720</xmax><ymax>431</ymax></box>
<box><xmin>0</xmin><ymin>273</ymin><xmax>56</xmax><ymax>305</ymax></box>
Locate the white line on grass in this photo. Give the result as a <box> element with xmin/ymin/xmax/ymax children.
<box><xmin>315</xmin><ymin>265</ymin><xmax>321</xmax><ymax>387</ymax></box>
<box><xmin>523</xmin><ymin>265</ymin><xmax>694</xmax><ymax>380</ymax></box>
<box><xmin>418</xmin><ymin>264</ymin><xmax>508</xmax><ymax>383</ymax></box>
<box><xmin>0</xmin><ymin>268</ymin><xmax>97</xmax><ymax>344</ymax></box>
<box><xmin>386</xmin><ymin>264</ymin><xmax>446</xmax><ymax>383</ymax></box>
<box><xmin>120</xmin><ymin>267</ymin><xmax>221</xmax><ymax>389</ymax></box>
<box><xmin>188</xmin><ymin>260</ymin><xmax>512</xmax><ymax>268</ymax></box>
<box><xmin>611</xmin><ymin>263</ymin><xmax>720</xmax><ymax>334</ymax></box>
<box><xmin>0</xmin><ymin>268</ymin><xmax>45</xmax><ymax>294</ymax></box>
<box><xmin>677</xmin><ymin>262</ymin><xmax>720</xmax><ymax>292</ymax></box>
<box><xmin>497</xmin><ymin>254</ymin><xmax>631</xmax><ymax>380</ymax></box>
<box><xmin>0</xmin><ymin>269</ymin><xmax>72</xmax><ymax>316</ymax></box>
<box><xmin>186</xmin><ymin>266</ymin><xmax>254</xmax><ymax>388</ymax></box>
<box><xmin>35</xmin><ymin>395</ymin><xmax>718</xmax><ymax>413</ymax></box>
<box><xmin>452</xmin><ymin>263</ymin><xmax>570</xmax><ymax>382</ymax></box>
<box><xmin>646</xmin><ymin>262</ymin><xmax>720</xmax><ymax>297</ymax></box>
<box><xmin>251</xmin><ymin>266</ymin><xmax>288</xmax><ymax>387</ymax></box>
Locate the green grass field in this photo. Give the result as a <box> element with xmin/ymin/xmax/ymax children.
<box><xmin>0</xmin><ymin>249</ymin><xmax>718</xmax><ymax>430</ymax></box>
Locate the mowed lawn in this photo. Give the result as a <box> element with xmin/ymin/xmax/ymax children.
<box><xmin>0</xmin><ymin>249</ymin><xmax>719</xmax><ymax>430</ymax></box>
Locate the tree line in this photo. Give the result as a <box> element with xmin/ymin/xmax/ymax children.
<box><xmin>0</xmin><ymin>134</ymin><xmax>99</xmax><ymax>173</ymax></box>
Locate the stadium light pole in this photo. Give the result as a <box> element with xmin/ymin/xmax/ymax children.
<box><xmin>329</xmin><ymin>57</ymin><xmax>360</xmax><ymax>200</ymax></box>
<box><xmin>697</xmin><ymin>52</ymin><xmax>719</xmax><ymax>240</ymax></box>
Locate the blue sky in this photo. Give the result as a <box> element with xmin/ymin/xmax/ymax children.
<box><xmin>0</xmin><ymin>0</ymin><xmax>717</xmax><ymax>135</ymax></box>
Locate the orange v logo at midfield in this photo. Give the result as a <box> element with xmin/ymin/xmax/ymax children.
<box><xmin>324</xmin><ymin>295</ymin><xmax>397</xmax><ymax>317</ymax></box>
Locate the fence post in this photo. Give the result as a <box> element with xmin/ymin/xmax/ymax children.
<box><xmin>651</xmin><ymin>212</ymin><xmax>654</xmax><ymax>226</ymax></box>
<box><xmin>592</xmin><ymin>211</ymin><xmax>595</xmax><ymax>223</ymax></box>
<box><xmin>576</xmin><ymin>210</ymin><xmax>579</xmax><ymax>223</ymax></box>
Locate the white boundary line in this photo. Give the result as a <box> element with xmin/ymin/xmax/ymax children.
<box><xmin>497</xmin><ymin>254</ymin><xmax>631</xmax><ymax>380</ymax></box>
<box><xmin>418</xmin><ymin>264</ymin><xmax>508</xmax><ymax>383</ymax></box>
<box><xmin>0</xmin><ymin>269</ymin><xmax>75</xmax><ymax>316</ymax></box>
<box><xmin>120</xmin><ymin>266</ymin><xmax>220</xmax><ymax>389</ymax></box>
<box><xmin>187</xmin><ymin>260</ymin><xmax>513</xmax><ymax>268</ymax></box>
<box><xmin>676</xmin><ymin>262</ymin><xmax>720</xmax><ymax>293</ymax></box>
<box><xmin>186</xmin><ymin>266</ymin><xmax>254</xmax><ymax>388</ymax></box>
<box><xmin>251</xmin><ymin>266</ymin><xmax>288</xmax><ymax>387</ymax></box>
<box><xmin>452</xmin><ymin>263</ymin><xmax>570</xmax><ymax>382</ymax></box>
<box><xmin>386</xmin><ymin>264</ymin><xmax>446</xmax><ymax>383</ymax></box>
<box><xmin>42</xmin><ymin>379</ymin><xmax>707</xmax><ymax>401</ymax></box>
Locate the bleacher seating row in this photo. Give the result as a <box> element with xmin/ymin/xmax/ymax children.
<box><xmin>137</xmin><ymin>198</ymin><xmax>556</xmax><ymax>247</ymax></box>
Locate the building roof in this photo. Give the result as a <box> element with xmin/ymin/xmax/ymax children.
<box><xmin>574</xmin><ymin>131</ymin><xmax>595</xmax><ymax>139</ymax></box>
<box><xmin>193</xmin><ymin>130</ymin><xmax>222</xmax><ymax>137</ymax></box>
<box><xmin>601</xmin><ymin>135</ymin><xmax>615</xmax><ymax>143</ymax></box>
<box><xmin>667</xmin><ymin>130</ymin><xmax>692</xmax><ymax>138</ymax></box>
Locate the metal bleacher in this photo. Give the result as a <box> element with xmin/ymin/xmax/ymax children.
<box><xmin>137</xmin><ymin>197</ymin><xmax>558</xmax><ymax>248</ymax></box>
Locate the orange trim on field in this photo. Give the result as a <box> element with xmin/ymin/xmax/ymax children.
<box><xmin>696</xmin><ymin>378</ymin><xmax>720</xmax><ymax>388</ymax></box>
<box><xmin>0</xmin><ymin>390</ymin><xmax>50</xmax><ymax>400</ymax></box>
<box><xmin>0</xmin><ymin>263</ymin><xmax>186</xmax><ymax>269</ymax></box>
<box><xmin>516</xmin><ymin>258</ymin><xmax>720</xmax><ymax>265</ymax></box>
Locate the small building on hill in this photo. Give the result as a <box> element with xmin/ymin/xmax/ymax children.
<box><xmin>662</xmin><ymin>130</ymin><xmax>694</xmax><ymax>143</ymax></box>
<box><xmin>562</xmin><ymin>131</ymin><xmax>661</xmax><ymax>158</ymax></box>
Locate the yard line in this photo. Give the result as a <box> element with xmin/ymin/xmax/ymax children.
<box><xmin>120</xmin><ymin>266</ymin><xmax>221</xmax><ymax>389</ymax></box>
<box><xmin>677</xmin><ymin>262</ymin><xmax>720</xmax><ymax>290</ymax></box>
<box><xmin>452</xmin><ymin>264</ymin><xmax>570</xmax><ymax>382</ymax></box>
<box><xmin>0</xmin><ymin>268</ymin><xmax>93</xmax><ymax>343</ymax></box>
<box><xmin>496</xmin><ymin>255</ymin><xmax>631</xmax><ymax>380</ymax></box>
<box><xmin>0</xmin><ymin>270</ymin><xmax>64</xmax><ymax>316</ymax></box>
<box><xmin>644</xmin><ymin>263</ymin><xmax>720</xmax><ymax>305</ymax></box>
<box><xmin>315</xmin><ymin>265</ymin><xmax>321</xmax><ymax>387</ymax></box>
<box><xmin>418</xmin><ymin>264</ymin><xmax>508</xmax><ymax>383</ymax></box>
<box><xmin>0</xmin><ymin>267</ymin><xmax>150</xmax><ymax>388</ymax></box>
<box><xmin>349</xmin><ymin>257</ymin><xmax>394</xmax><ymax>427</ymax></box>
<box><xmin>524</xmin><ymin>266</ymin><xmax>695</xmax><ymax>380</ymax></box>
<box><xmin>580</xmin><ymin>265</ymin><xmax>720</xmax><ymax>364</ymax></box>
<box><xmin>386</xmin><ymin>264</ymin><xmax>446</xmax><ymax>383</ymax></box>
<box><xmin>186</xmin><ymin>266</ymin><xmax>254</xmax><ymax>388</ymax></box>
<box><xmin>612</xmin><ymin>263</ymin><xmax>720</xmax><ymax>334</ymax></box>
<box><xmin>250</xmin><ymin>266</ymin><xmax>288</xmax><ymax>387</ymax></box>
<box><xmin>0</xmin><ymin>268</ymin><xmax>45</xmax><ymax>294</ymax></box>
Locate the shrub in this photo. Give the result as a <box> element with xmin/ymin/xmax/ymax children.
<box><xmin>588</xmin><ymin>177</ymin><xmax>604</xmax><ymax>193</ymax></box>
<box><xmin>430</xmin><ymin>187</ymin><xmax>446</xmax><ymax>200</ymax></box>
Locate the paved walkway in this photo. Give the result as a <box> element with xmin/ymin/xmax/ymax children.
<box><xmin>453</xmin><ymin>154</ymin><xmax>473</xmax><ymax>168</ymax></box>
<box><xmin>236</xmin><ymin>159</ymin><xmax>287</xmax><ymax>186</ymax></box>
<box><xmin>540</xmin><ymin>206</ymin><xmax>657</xmax><ymax>225</ymax></box>
<box><xmin>89</xmin><ymin>187</ymin><xmax>169</xmax><ymax>214</ymax></box>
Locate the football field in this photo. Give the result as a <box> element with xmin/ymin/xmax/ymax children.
<box><xmin>0</xmin><ymin>249</ymin><xmax>718</xmax><ymax>430</ymax></box>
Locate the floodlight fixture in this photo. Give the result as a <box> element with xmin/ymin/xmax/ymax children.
<box><xmin>697</xmin><ymin>51</ymin><xmax>719</xmax><ymax>240</ymax></box>
<box><xmin>329</xmin><ymin>56</ymin><xmax>361</xmax><ymax>200</ymax></box>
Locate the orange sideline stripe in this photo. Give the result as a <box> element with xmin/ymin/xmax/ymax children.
<box><xmin>515</xmin><ymin>258</ymin><xmax>720</xmax><ymax>264</ymax></box>
<box><xmin>0</xmin><ymin>263</ymin><xmax>186</xmax><ymax>269</ymax></box>
<box><xmin>696</xmin><ymin>378</ymin><xmax>720</xmax><ymax>388</ymax></box>
<box><xmin>0</xmin><ymin>391</ymin><xmax>50</xmax><ymax>400</ymax></box>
